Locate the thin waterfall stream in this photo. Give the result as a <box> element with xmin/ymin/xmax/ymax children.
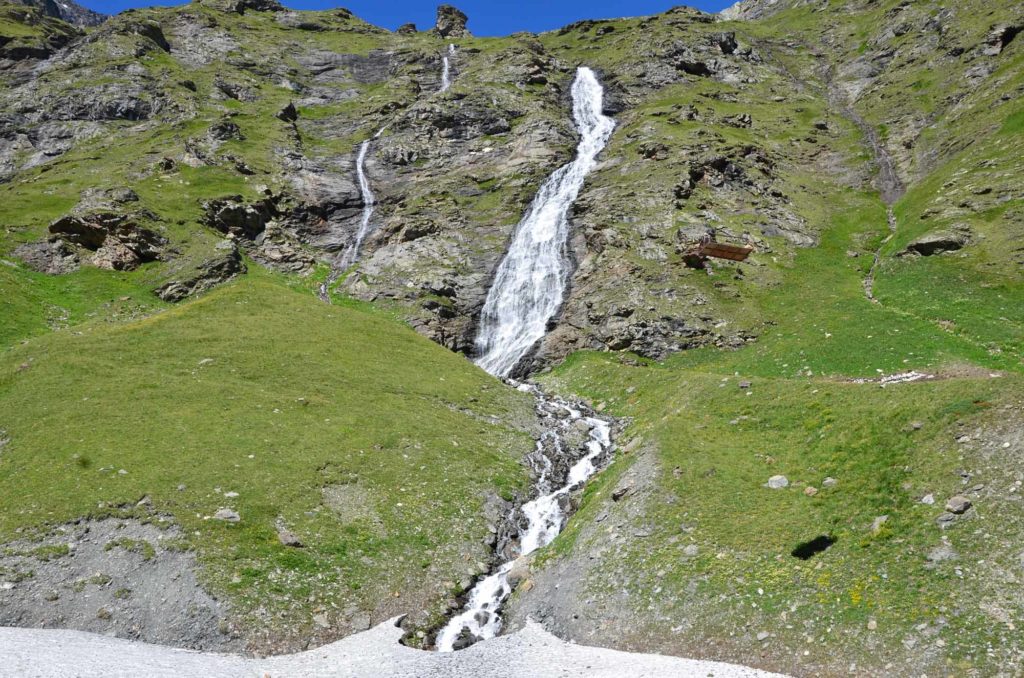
<box><xmin>433</xmin><ymin>67</ymin><xmax>617</xmax><ymax>652</ymax></box>
<box><xmin>317</xmin><ymin>127</ymin><xmax>384</xmax><ymax>302</ymax></box>
<box><xmin>440</xmin><ymin>44</ymin><xmax>455</xmax><ymax>92</ymax></box>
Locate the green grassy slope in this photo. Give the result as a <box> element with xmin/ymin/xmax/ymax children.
<box><xmin>737</xmin><ymin>0</ymin><xmax>1024</xmax><ymax>369</ymax></box>
<box><xmin>0</xmin><ymin>271</ymin><xmax>534</xmax><ymax>650</ymax></box>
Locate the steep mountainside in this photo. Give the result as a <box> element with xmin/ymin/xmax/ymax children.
<box><xmin>0</xmin><ymin>0</ymin><xmax>1022</xmax><ymax>675</ymax></box>
<box><xmin>11</xmin><ymin>0</ymin><xmax>105</xmax><ymax>27</ymax></box>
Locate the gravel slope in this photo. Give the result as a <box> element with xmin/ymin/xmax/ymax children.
<box><xmin>0</xmin><ymin>617</ymin><xmax>785</xmax><ymax>678</ymax></box>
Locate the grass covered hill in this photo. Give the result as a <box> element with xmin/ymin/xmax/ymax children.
<box><xmin>0</xmin><ymin>271</ymin><xmax>537</xmax><ymax>651</ymax></box>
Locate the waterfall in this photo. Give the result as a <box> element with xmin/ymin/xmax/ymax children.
<box><xmin>440</xmin><ymin>44</ymin><xmax>455</xmax><ymax>92</ymax></box>
<box><xmin>435</xmin><ymin>383</ymin><xmax>614</xmax><ymax>652</ymax></box>
<box><xmin>341</xmin><ymin>127</ymin><xmax>384</xmax><ymax>268</ymax></box>
<box><xmin>434</xmin><ymin>67</ymin><xmax>616</xmax><ymax>653</ymax></box>
<box><xmin>317</xmin><ymin>128</ymin><xmax>384</xmax><ymax>301</ymax></box>
<box><xmin>473</xmin><ymin>67</ymin><xmax>615</xmax><ymax>377</ymax></box>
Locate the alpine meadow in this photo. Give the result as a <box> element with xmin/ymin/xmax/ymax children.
<box><xmin>0</xmin><ymin>0</ymin><xmax>1022</xmax><ymax>676</ymax></box>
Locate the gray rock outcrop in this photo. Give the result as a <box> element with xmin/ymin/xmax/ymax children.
<box><xmin>433</xmin><ymin>5</ymin><xmax>469</xmax><ymax>38</ymax></box>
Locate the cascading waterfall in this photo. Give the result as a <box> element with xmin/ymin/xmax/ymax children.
<box><xmin>435</xmin><ymin>383</ymin><xmax>613</xmax><ymax>652</ymax></box>
<box><xmin>317</xmin><ymin>127</ymin><xmax>384</xmax><ymax>301</ymax></box>
<box><xmin>439</xmin><ymin>43</ymin><xmax>455</xmax><ymax>92</ymax></box>
<box><xmin>474</xmin><ymin>67</ymin><xmax>615</xmax><ymax>377</ymax></box>
<box><xmin>434</xmin><ymin>67</ymin><xmax>616</xmax><ymax>653</ymax></box>
<box><xmin>342</xmin><ymin>126</ymin><xmax>385</xmax><ymax>267</ymax></box>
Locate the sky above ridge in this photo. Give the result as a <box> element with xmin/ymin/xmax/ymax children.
<box><xmin>76</xmin><ymin>1</ymin><xmax>736</xmax><ymax>36</ymax></box>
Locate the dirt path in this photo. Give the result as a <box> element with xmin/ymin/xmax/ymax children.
<box><xmin>0</xmin><ymin>616</ymin><xmax>786</xmax><ymax>678</ymax></box>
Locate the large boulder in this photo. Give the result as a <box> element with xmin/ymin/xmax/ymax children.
<box><xmin>14</xmin><ymin>187</ymin><xmax>164</xmax><ymax>273</ymax></box>
<box><xmin>433</xmin><ymin>4</ymin><xmax>469</xmax><ymax>38</ymax></box>
<box><xmin>203</xmin><ymin>195</ymin><xmax>277</xmax><ymax>240</ymax></box>
<box><xmin>900</xmin><ymin>227</ymin><xmax>970</xmax><ymax>256</ymax></box>
<box><xmin>47</xmin><ymin>210</ymin><xmax>166</xmax><ymax>271</ymax></box>
<box><xmin>983</xmin><ymin>24</ymin><xmax>1022</xmax><ymax>56</ymax></box>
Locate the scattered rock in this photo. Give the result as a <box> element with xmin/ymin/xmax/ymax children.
<box><xmin>723</xmin><ymin>113</ymin><xmax>752</xmax><ymax>128</ymax></box>
<box><xmin>822</xmin><ymin>477</ymin><xmax>838</xmax><ymax>488</ymax></box>
<box><xmin>0</xmin><ymin>519</ymin><xmax>235</xmax><ymax>650</ymax></box>
<box><xmin>756</xmin><ymin>631</ymin><xmax>770</xmax><ymax>641</ymax></box>
<box><xmin>276</xmin><ymin>101</ymin><xmax>298</xmax><ymax>123</ymax></box>
<box><xmin>920</xmin><ymin>493</ymin><xmax>935</xmax><ymax>505</ymax></box>
<box><xmin>945</xmin><ymin>496</ymin><xmax>972</xmax><ymax>514</ymax></box>
<box><xmin>277</xmin><ymin>529</ymin><xmax>302</xmax><ymax>547</ymax></box>
<box><xmin>638</xmin><ymin>142</ymin><xmax>669</xmax><ymax>160</ymax></box>
<box><xmin>212</xmin><ymin>509</ymin><xmax>240</xmax><ymax>523</ymax></box>
<box><xmin>206</xmin><ymin>118</ymin><xmax>244</xmax><ymax>142</ymax></box>
<box><xmin>804</xmin><ymin>486</ymin><xmax>818</xmax><ymax>497</ymax></box>
<box><xmin>870</xmin><ymin>515</ymin><xmax>889</xmax><ymax>534</ymax></box>
<box><xmin>926</xmin><ymin>543</ymin><xmax>957</xmax><ymax>564</ymax></box>
<box><xmin>682</xmin><ymin>544</ymin><xmax>699</xmax><ymax>558</ymax></box>
<box><xmin>766</xmin><ymin>475</ymin><xmax>789</xmax><ymax>489</ymax></box>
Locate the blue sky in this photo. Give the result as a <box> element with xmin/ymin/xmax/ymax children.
<box><xmin>76</xmin><ymin>1</ymin><xmax>735</xmax><ymax>36</ymax></box>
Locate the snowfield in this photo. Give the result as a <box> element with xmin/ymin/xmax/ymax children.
<box><xmin>0</xmin><ymin>616</ymin><xmax>786</xmax><ymax>678</ymax></box>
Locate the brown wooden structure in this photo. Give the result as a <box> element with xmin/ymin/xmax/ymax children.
<box><xmin>683</xmin><ymin>234</ymin><xmax>754</xmax><ymax>269</ymax></box>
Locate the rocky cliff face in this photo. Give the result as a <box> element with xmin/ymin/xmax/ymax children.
<box><xmin>0</xmin><ymin>0</ymin><xmax>1019</xmax><ymax>362</ymax></box>
<box><xmin>2</xmin><ymin>0</ymin><xmax>1019</xmax><ymax>367</ymax></box>
<box><xmin>0</xmin><ymin>1</ymin><xmax>835</xmax><ymax>372</ymax></box>
<box><xmin>11</xmin><ymin>0</ymin><xmax>104</xmax><ymax>27</ymax></box>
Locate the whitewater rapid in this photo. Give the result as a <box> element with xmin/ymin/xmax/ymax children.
<box><xmin>435</xmin><ymin>383</ymin><xmax>613</xmax><ymax>652</ymax></box>
<box><xmin>473</xmin><ymin>66</ymin><xmax>615</xmax><ymax>377</ymax></box>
